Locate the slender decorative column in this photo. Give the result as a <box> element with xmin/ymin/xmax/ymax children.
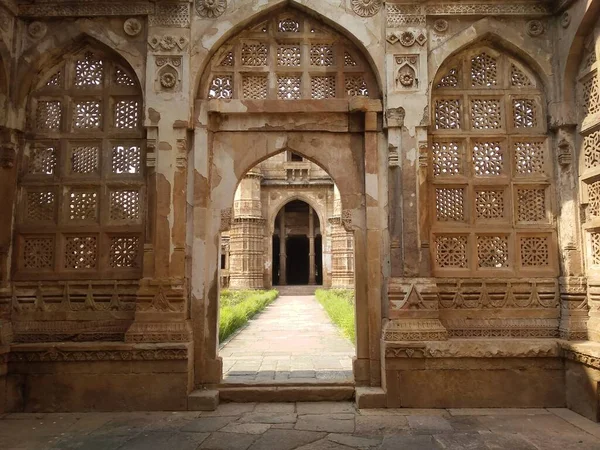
<box><xmin>308</xmin><ymin>207</ymin><xmax>316</xmax><ymax>285</ymax></box>
<box><xmin>279</xmin><ymin>209</ymin><xmax>287</xmax><ymax>286</ymax></box>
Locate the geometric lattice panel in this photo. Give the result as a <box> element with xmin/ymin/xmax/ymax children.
<box><xmin>514</xmin><ymin>141</ymin><xmax>545</xmax><ymax>175</ymax></box>
<box><xmin>110</xmin><ymin>190</ymin><xmax>140</xmax><ymax>221</ymax></box>
<box><xmin>241</xmin><ymin>43</ymin><xmax>268</xmax><ymax>66</ymax></box>
<box><xmin>592</xmin><ymin>232</ymin><xmax>600</xmax><ymax>265</ymax></box>
<box><xmin>517</xmin><ymin>188</ymin><xmax>546</xmax><ymax>222</ymax></box>
<box><xmin>583</xmin><ymin>130</ymin><xmax>600</xmax><ymax>170</ymax></box>
<box><xmin>436</xmin><ymin>188</ymin><xmax>465</xmax><ymax>221</ymax></box>
<box><xmin>64</xmin><ymin>235</ymin><xmax>97</xmax><ymax>269</ymax></box>
<box><xmin>73</xmin><ymin>101</ymin><xmax>101</xmax><ymax>130</ymax></box>
<box><xmin>435</xmin><ymin>98</ymin><xmax>461</xmax><ymax>129</ymax></box>
<box><xmin>471</xmin><ymin>52</ymin><xmax>497</xmax><ymax>88</ymax></box>
<box><xmin>36</xmin><ymin>101</ymin><xmax>62</xmax><ymax>131</ymax></box>
<box><xmin>435</xmin><ymin>235</ymin><xmax>468</xmax><ymax>268</ymax></box>
<box><xmin>511</xmin><ymin>64</ymin><xmax>532</xmax><ymax>87</ymax></box>
<box><xmin>278</xmin><ymin>76</ymin><xmax>302</xmax><ymax>100</ymax></box>
<box><xmin>520</xmin><ymin>235</ymin><xmax>550</xmax><ymax>267</ymax></box>
<box><xmin>477</xmin><ymin>235</ymin><xmax>509</xmax><ymax>268</ymax></box>
<box><xmin>310</xmin><ymin>44</ymin><xmax>334</xmax><ymax>66</ymax></box>
<box><xmin>471</xmin><ymin>98</ymin><xmax>502</xmax><ymax>130</ymax></box>
<box><xmin>109</xmin><ymin>236</ymin><xmax>140</xmax><ymax>268</ymax></box>
<box><xmin>582</xmin><ymin>74</ymin><xmax>600</xmax><ymax>116</ymax></box>
<box><xmin>74</xmin><ymin>52</ymin><xmax>104</xmax><ymax>87</ymax></box>
<box><xmin>277</xmin><ymin>45</ymin><xmax>301</xmax><ymax>67</ymax></box>
<box><xmin>588</xmin><ymin>181</ymin><xmax>600</xmax><ymax>218</ymax></box>
<box><xmin>112</xmin><ymin>145</ymin><xmax>141</xmax><ymax>174</ymax></box>
<box><xmin>345</xmin><ymin>76</ymin><xmax>369</xmax><ymax>97</ymax></box>
<box><xmin>475</xmin><ymin>189</ymin><xmax>504</xmax><ymax>219</ymax></box>
<box><xmin>71</xmin><ymin>146</ymin><xmax>99</xmax><ymax>174</ymax></box>
<box><xmin>472</xmin><ymin>141</ymin><xmax>503</xmax><ymax>176</ymax></box>
<box><xmin>513</xmin><ymin>98</ymin><xmax>537</xmax><ymax>128</ymax></box>
<box><xmin>311</xmin><ymin>76</ymin><xmax>336</xmax><ymax>99</ymax></box>
<box><xmin>29</xmin><ymin>146</ymin><xmax>57</xmax><ymax>175</ymax></box>
<box><xmin>26</xmin><ymin>191</ymin><xmax>56</xmax><ymax>222</ymax></box>
<box><xmin>23</xmin><ymin>237</ymin><xmax>54</xmax><ymax>269</ymax></box>
<box><xmin>208</xmin><ymin>76</ymin><xmax>233</xmax><ymax>99</ymax></box>
<box><xmin>432</xmin><ymin>141</ymin><xmax>461</xmax><ymax>176</ymax></box>
<box><xmin>114</xmin><ymin>100</ymin><xmax>139</xmax><ymax>129</ymax></box>
<box><xmin>242</xmin><ymin>76</ymin><xmax>268</xmax><ymax>99</ymax></box>
<box><xmin>68</xmin><ymin>190</ymin><xmax>98</xmax><ymax>221</ymax></box>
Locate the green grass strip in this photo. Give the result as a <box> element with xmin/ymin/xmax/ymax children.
<box><xmin>315</xmin><ymin>289</ymin><xmax>356</xmax><ymax>343</ymax></box>
<box><xmin>219</xmin><ymin>289</ymin><xmax>279</xmax><ymax>343</ymax></box>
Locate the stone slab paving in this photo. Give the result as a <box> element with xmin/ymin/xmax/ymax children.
<box><xmin>1</xmin><ymin>403</ymin><xmax>600</xmax><ymax>450</ymax></box>
<box><xmin>220</xmin><ymin>295</ymin><xmax>355</xmax><ymax>383</ymax></box>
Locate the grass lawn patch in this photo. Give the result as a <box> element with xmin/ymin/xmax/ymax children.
<box><xmin>315</xmin><ymin>289</ymin><xmax>356</xmax><ymax>343</ymax></box>
<box><xmin>219</xmin><ymin>289</ymin><xmax>279</xmax><ymax>343</ymax></box>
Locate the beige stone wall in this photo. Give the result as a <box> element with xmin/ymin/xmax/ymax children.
<box><xmin>0</xmin><ymin>0</ymin><xmax>598</xmax><ymax>418</ymax></box>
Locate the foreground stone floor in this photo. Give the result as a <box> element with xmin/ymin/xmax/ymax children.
<box><xmin>1</xmin><ymin>403</ymin><xmax>600</xmax><ymax>450</ymax></box>
<box><xmin>220</xmin><ymin>295</ymin><xmax>354</xmax><ymax>383</ymax></box>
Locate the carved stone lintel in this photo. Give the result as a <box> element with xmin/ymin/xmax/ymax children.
<box><xmin>125</xmin><ymin>321</ymin><xmax>193</xmax><ymax>343</ymax></box>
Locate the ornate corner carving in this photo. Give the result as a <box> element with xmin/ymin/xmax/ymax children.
<box><xmin>395</xmin><ymin>55</ymin><xmax>419</xmax><ymax>90</ymax></box>
<box><xmin>433</xmin><ymin>19</ymin><xmax>448</xmax><ymax>33</ymax></box>
<box><xmin>386</xmin><ymin>33</ymin><xmax>399</xmax><ymax>45</ymax></box>
<box><xmin>0</xmin><ymin>143</ymin><xmax>16</xmax><ymax>168</ymax></box>
<box><xmin>526</xmin><ymin>20</ymin><xmax>544</xmax><ymax>37</ymax></box>
<box><xmin>123</xmin><ymin>18</ymin><xmax>142</xmax><ymax>36</ymax></box>
<box><xmin>386</xmin><ymin>107</ymin><xmax>405</xmax><ymax>128</ymax></box>
<box><xmin>195</xmin><ymin>0</ymin><xmax>227</xmax><ymax>18</ymax></box>
<box><xmin>399</xmin><ymin>31</ymin><xmax>415</xmax><ymax>47</ymax></box>
<box><xmin>27</xmin><ymin>21</ymin><xmax>46</xmax><ymax>39</ymax></box>
<box><xmin>148</xmin><ymin>35</ymin><xmax>188</xmax><ymax>52</ymax></box>
<box><xmin>351</xmin><ymin>0</ymin><xmax>382</xmax><ymax>18</ymax></box>
<box><xmin>560</xmin><ymin>12</ymin><xmax>571</xmax><ymax>28</ymax></box>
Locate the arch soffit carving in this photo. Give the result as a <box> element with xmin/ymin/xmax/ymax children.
<box><xmin>268</xmin><ymin>193</ymin><xmax>328</xmax><ymax>235</ymax></box>
<box><xmin>429</xmin><ymin>17</ymin><xmax>554</xmax><ymax>101</ymax></box>
<box><xmin>15</xmin><ymin>30</ymin><xmax>144</xmax><ymax>107</ymax></box>
<box><xmin>191</xmin><ymin>0</ymin><xmax>384</xmax><ymax>99</ymax></box>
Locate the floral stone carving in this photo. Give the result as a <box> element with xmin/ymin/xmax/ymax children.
<box><xmin>123</xmin><ymin>18</ymin><xmax>142</xmax><ymax>36</ymax></box>
<box><xmin>351</xmin><ymin>0</ymin><xmax>382</xmax><ymax>18</ymax></box>
<box><xmin>526</xmin><ymin>20</ymin><xmax>544</xmax><ymax>37</ymax></box>
<box><xmin>28</xmin><ymin>21</ymin><xmax>47</xmax><ymax>39</ymax></box>
<box><xmin>196</xmin><ymin>0</ymin><xmax>227</xmax><ymax>18</ymax></box>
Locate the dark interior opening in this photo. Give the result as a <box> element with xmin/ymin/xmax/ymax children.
<box><xmin>220</xmin><ymin>254</ymin><xmax>226</xmax><ymax>270</ymax></box>
<box><xmin>286</xmin><ymin>235</ymin><xmax>309</xmax><ymax>285</ymax></box>
<box><xmin>315</xmin><ymin>235</ymin><xmax>323</xmax><ymax>285</ymax></box>
<box><xmin>272</xmin><ymin>235</ymin><xmax>280</xmax><ymax>286</ymax></box>
<box><xmin>290</xmin><ymin>152</ymin><xmax>303</xmax><ymax>162</ymax></box>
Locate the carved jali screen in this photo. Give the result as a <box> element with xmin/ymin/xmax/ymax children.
<box><xmin>201</xmin><ymin>10</ymin><xmax>376</xmax><ymax>100</ymax></box>
<box><xmin>15</xmin><ymin>49</ymin><xmax>144</xmax><ymax>280</ymax></box>
<box><xmin>430</xmin><ymin>46</ymin><xmax>557</xmax><ymax>277</ymax></box>
<box><xmin>579</xmin><ymin>30</ymin><xmax>600</xmax><ymax>272</ymax></box>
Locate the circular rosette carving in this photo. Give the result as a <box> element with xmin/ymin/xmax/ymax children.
<box><xmin>28</xmin><ymin>21</ymin><xmax>47</xmax><ymax>39</ymax></box>
<box><xmin>160</xmin><ymin>73</ymin><xmax>177</xmax><ymax>89</ymax></box>
<box><xmin>399</xmin><ymin>31</ymin><xmax>416</xmax><ymax>47</ymax></box>
<box><xmin>561</xmin><ymin>12</ymin><xmax>571</xmax><ymax>29</ymax></box>
<box><xmin>433</xmin><ymin>19</ymin><xmax>448</xmax><ymax>33</ymax></box>
<box><xmin>196</xmin><ymin>0</ymin><xmax>227</xmax><ymax>18</ymax></box>
<box><xmin>351</xmin><ymin>0</ymin><xmax>382</xmax><ymax>18</ymax></box>
<box><xmin>526</xmin><ymin>20</ymin><xmax>544</xmax><ymax>37</ymax></box>
<box><xmin>123</xmin><ymin>18</ymin><xmax>142</xmax><ymax>36</ymax></box>
<box><xmin>399</xmin><ymin>72</ymin><xmax>414</xmax><ymax>87</ymax></box>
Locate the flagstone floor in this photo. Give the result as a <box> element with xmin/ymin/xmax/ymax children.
<box><xmin>1</xmin><ymin>404</ymin><xmax>599</xmax><ymax>450</ymax></box>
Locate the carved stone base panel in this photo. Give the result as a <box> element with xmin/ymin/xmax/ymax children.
<box><xmin>3</xmin><ymin>281</ymin><xmax>138</xmax><ymax>315</ymax></box>
<box><xmin>442</xmin><ymin>318</ymin><xmax>559</xmax><ymax>339</ymax></box>
<box><xmin>135</xmin><ymin>280</ymin><xmax>187</xmax><ymax>314</ymax></box>
<box><xmin>384</xmin><ymin>339</ymin><xmax>560</xmax><ymax>359</ymax></box>
<box><xmin>559</xmin><ymin>277</ymin><xmax>589</xmax><ymax>340</ymax></box>
<box><xmin>125</xmin><ymin>320</ymin><xmax>192</xmax><ymax>343</ymax></box>
<box><xmin>388</xmin><ymin>278</ymin><xmax>440</xmax><ymax>315</ymax></box>
<box><xmin>560</xmin><ymin>341</ymin><xmax>600</xmax><ymax>370</ymax></box>
<box><xmin>12</xmin><ymin>320</ymin><xmax>131</xmax><ymax>343</ymax></box>
<box><xmin>383</xmin><ymin>318</ymin><xmax>448</xmax><ymax>342</ymax></box>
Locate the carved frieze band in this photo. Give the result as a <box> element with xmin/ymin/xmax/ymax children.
<box><xmin>385</xmin><ymin>340</ymin><xmax>559</xmax><ymax>359</ymax></box>
<box><xmin>387</xmin><ymin>3</ymin><xmax>551</xmax><ymax>27</ymax></box>
<box><xmin>9</xmin><ymin>347</ymin><xmax>189</xmax><ymax>362</ymax></box>
<box><xmin>562</xmin><ymin>349</ymin><xmax>600</xmax><ymax>370</ymax></box>
<box><xmin>19</xmin><ymin>2</ymin><xmax>154</xmax><ymax>17</ymax></box>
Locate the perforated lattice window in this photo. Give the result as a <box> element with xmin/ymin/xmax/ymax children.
<box><xmin>578</xmin><ymin>27</ymin><xmax>600</xmax><ymax>273</ymax></box>
<box><xmin>430</xmin><ymin>47</ymin><xmax>554</xmax><ymax>276</ymax></box>
<box><xmin>202</xmin><ymin>11</ymin><xmax>375</xmax><ymax>100</ymax></box>
<box><xmin>17</xmin><ymin>49</ymin><xmax>144</xmax><ymax>279</ymax></box>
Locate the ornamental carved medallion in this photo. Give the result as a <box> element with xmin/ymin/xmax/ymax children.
<box><xmin>351</xmin><ymin>0</ymin><xmax>382</xmax><ymax>18</ymax></box>
<box><xmin>196</xmin><ymin>0</ymin><xmax>227</xmax><ymax>18</ymax></box>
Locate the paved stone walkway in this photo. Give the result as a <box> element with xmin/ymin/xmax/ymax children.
<box><xmin>1</xmin><ymin>404</ymin><xmax>599</xmax><ymax>450</ymax></box>
<box><xmin>220</xmin><ymin>295</ymin><xmax>354</xmax><ymax>383</ymax></box>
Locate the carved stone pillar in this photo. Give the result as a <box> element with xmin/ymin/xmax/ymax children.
<box><xmin>279</xmin><ymin>209</ymin><xmax>287</xmax><ymax>286</ymax></box>
<box><xmin>308</xmin><ymin>206</ymin><xmax>316</xmax><ymax>285</ymax></box>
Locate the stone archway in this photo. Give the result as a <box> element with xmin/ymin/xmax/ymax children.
<box><xmin>189</xmin><ymin>6</ymin><xmax>384</xmax><ymax>388</ymax></box>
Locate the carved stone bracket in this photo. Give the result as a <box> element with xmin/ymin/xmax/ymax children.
<box><xmin>386</xmin><ymin>107</ymin><xmax>405</xmax><ymax>128</ymax></box>
<box><xmin>0</xmin><ymin>143</ymin><xmax>16</xmax><ymax>168</ymax></box>
<box><xmin>341</xmin><ymin>210</ymin><xmax>353</xmax><ymax>232</ymax></box>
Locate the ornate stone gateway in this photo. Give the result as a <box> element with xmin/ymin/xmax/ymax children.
<box><xmin>0</xmin><ymin>0</ymin><xmax>598</xmax><ymax>421</ymax></box>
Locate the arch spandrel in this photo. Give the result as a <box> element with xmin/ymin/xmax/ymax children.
<box><xmin>192</xmin><ymin>1</ymin><xmax>383</xmax><ymax>101</ymax></box>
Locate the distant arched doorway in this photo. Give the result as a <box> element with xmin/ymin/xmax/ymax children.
<box><xmin>273</xmin><ymin>200</ymin><xmax>322</xmax><ymax>286</ymax></box>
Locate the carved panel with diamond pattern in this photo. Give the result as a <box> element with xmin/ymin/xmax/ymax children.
<box><xmin>18</xmin><ymin>48</ymin><xmax>144</xmax><ymax>279</ymax></box>
<box><xmin>431</xmin><ymin>46</ymin><xmax>554</xmax><ymax>276</ymax></box>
